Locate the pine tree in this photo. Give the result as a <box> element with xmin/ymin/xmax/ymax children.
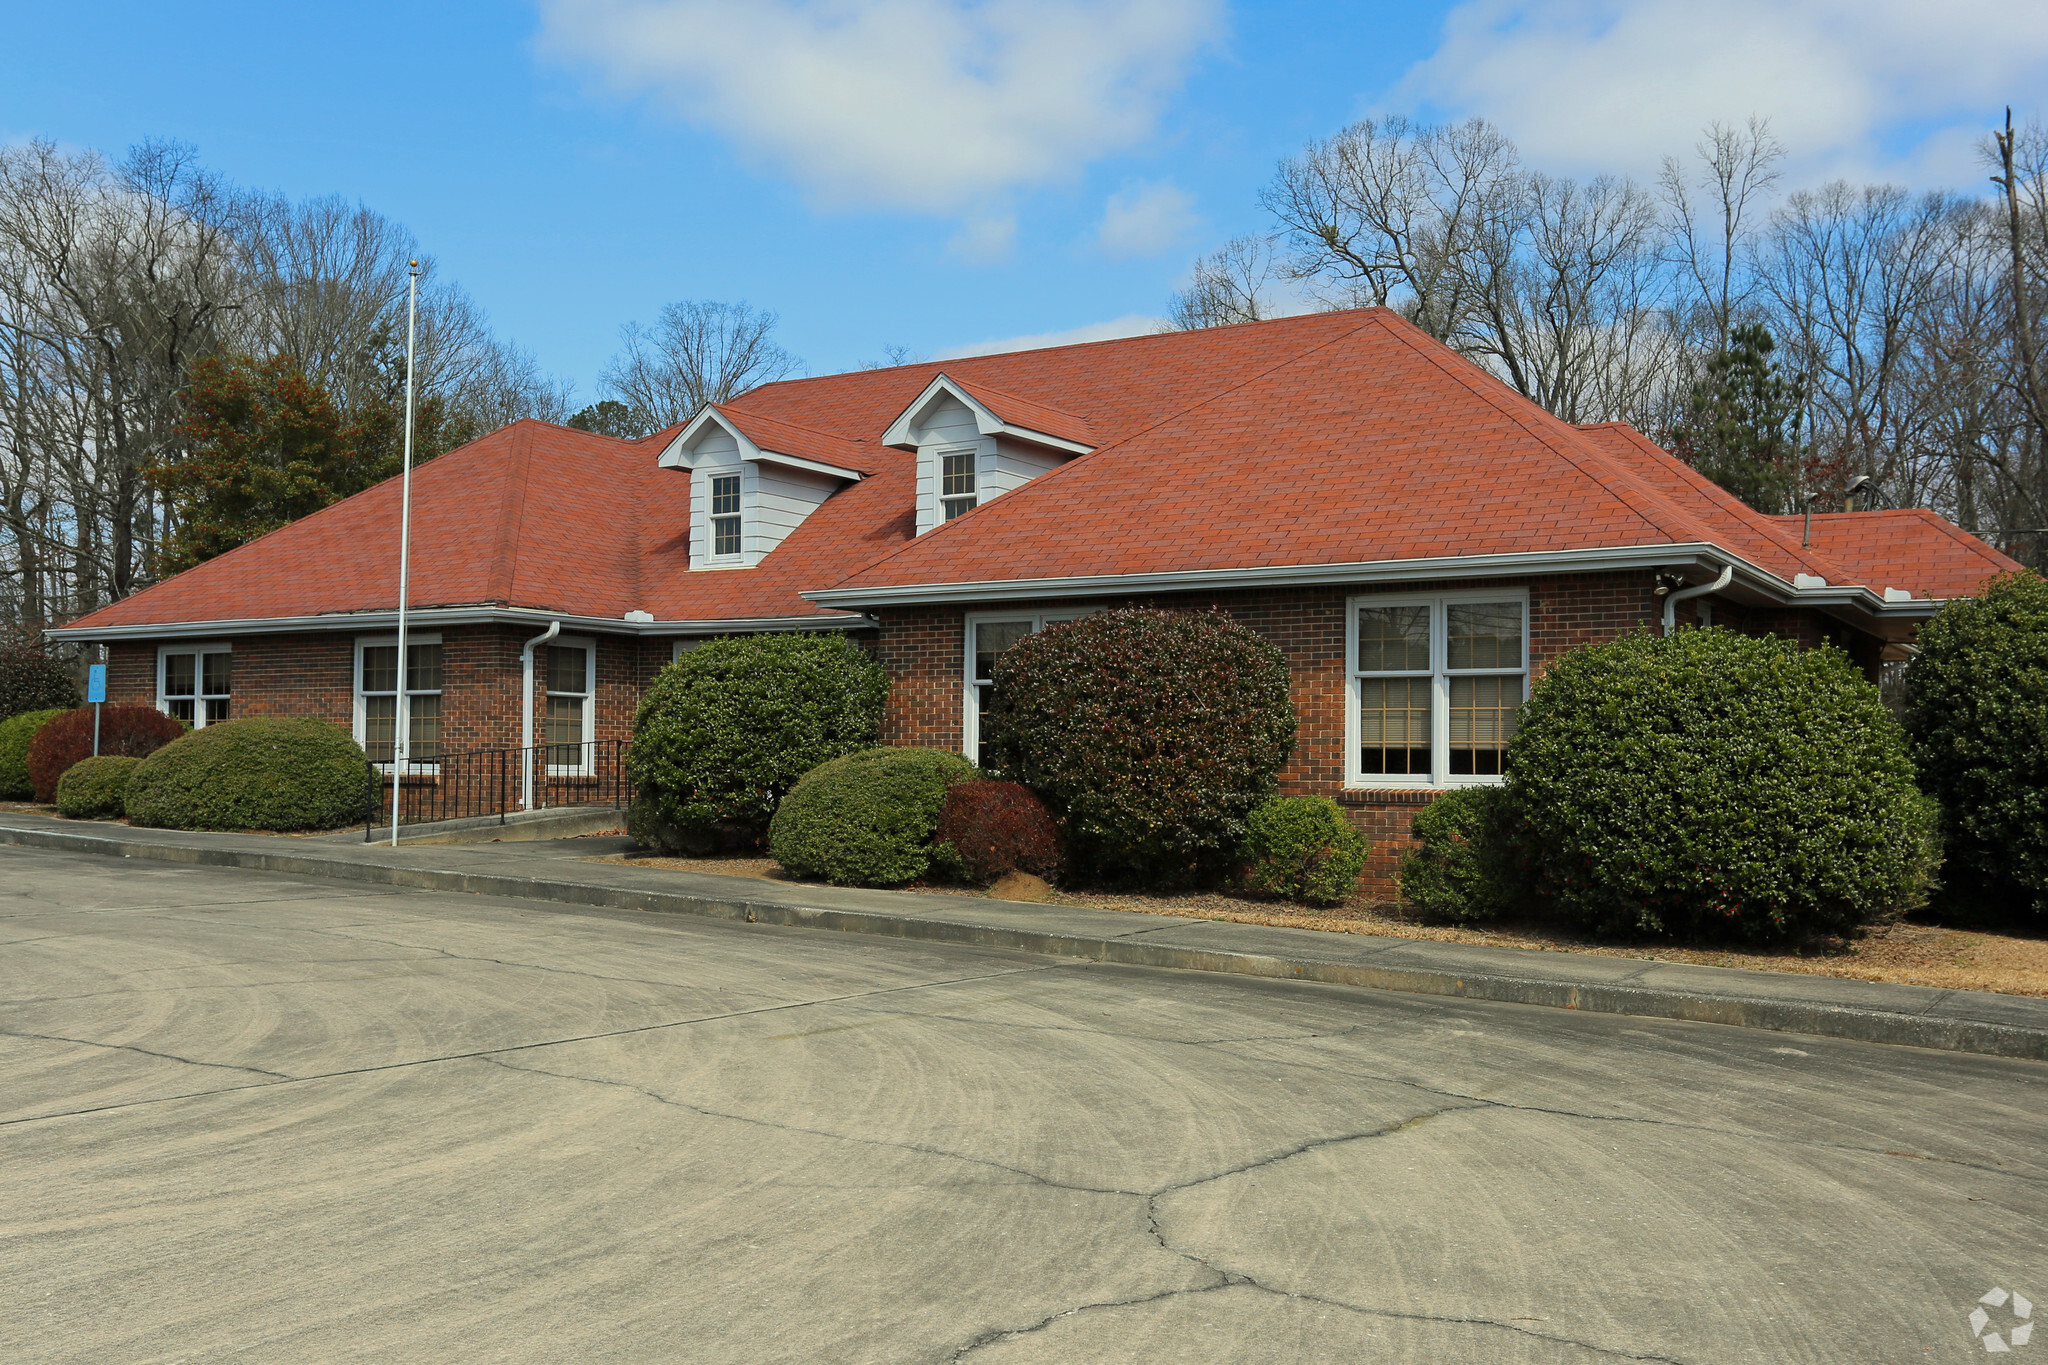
<box><xmin>1670</xmin><ymin>324</ymin><xmax>1806</xmax><ymax>514</ymax></box>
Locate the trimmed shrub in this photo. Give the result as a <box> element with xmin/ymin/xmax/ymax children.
<box><xmin>0</xmin><ymin>644</ymin><xmax>79</xmax><ymax>719</ymax></box>
<box><xmin>1506</xmin><ymin>628</ymin><xmax>1938</xmax><ymax>942</ymax></box>
<box><xmin>0</xmin><ymin>708</ymin><xmax>66</xmax><ymax>799</ymax></box>
<box><xmin>126</xmin><ymin>718</ymin><xmax>370</xmax><ymax>831</ymax></box>
<box><xmin>769</xmin><ymin>747</ymin><xmax>978</xmax><ymax>886</ymax></box>
<box><xmin>1906</xmin><ymin>571</ymin><xmax>2048</xmax><ymax>917</ymax></box>
<box><xmin>27</xmin><ymin>704</ymin><xmax>186</xmax><ymax>803</ymax></box>
<box><xmin>631</xmin><ymin>633</ymin><xmax>889</xmax><ymax>850</ymax></box>
<box><xmin>983</xmin><ymin>609</ymin><xmax>1296</xmax><ymax>887</ymax></box>
<box><xmin>929</xmin><ymin>779</ymin><xmax>1064</xmax><ymax>885</ymax></box>
<box><xmin>55</xmin><ymin>755</ymin><xmax>142</xmax><ymax>820</ymax></box>
<box><xmin>1399</xmin><ymin>787</ymin><xmax>1510</xmax><ymax>923</ymax></box>
<box><xmin>1243</xmin><ymin>795</ymin><xmax>1371</xmax><ymax>908</ymax></box>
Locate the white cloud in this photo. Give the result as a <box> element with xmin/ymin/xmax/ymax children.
<box><xmin>540</xmin><ymin>0</ymin><xmax>1223</xmax><ymax>213</ymax></box>
<box><xmin>948</xmin><ymin>211</ymin><xmax>1018</xmax><ymax>264</ymax></box>
<box><xmin>937</xmin><ymin>312</ymin><xmax>1164</xmax><ymax>359</ymax></box>
<box><xmin>1393</xmin><ymin>0</ymin><xmax>2048</xmax><ymax>184</ymax></box>
<box><xmin>1095</xmin><ymin>180</ymin><xmax>1199</xmax><ymax>258</ymax></box>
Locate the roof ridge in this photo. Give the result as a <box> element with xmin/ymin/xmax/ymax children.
<box><xmin>822</xmin><ymin>312</ymin><xmax>1393</xmax><ymax>588</ymax></box>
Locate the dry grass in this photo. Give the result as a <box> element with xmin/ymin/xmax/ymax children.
<box><xmin>600</xmin><ymin>850</ymin><xmax>2048</xmax><ymax>999</ymax></box>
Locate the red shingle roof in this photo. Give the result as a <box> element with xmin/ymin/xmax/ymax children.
<box><xmin>1765</xmin><ymin>509</ymin><xmax>2020</xmax><ymax>600</ymax></box>
<box><xmin>943</xmin><ymin>376</ymin><xmax>1097</xmax><ymax>447</ymax></box>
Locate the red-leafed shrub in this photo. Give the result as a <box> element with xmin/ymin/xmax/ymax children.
<box><xmin>27</xmin><ymin>705</ymin><xmax>186</xmax><ymax>803</ymax></box>
<box><xmin>931</xmin><ymin>779</ymin><xmax>1064</xmax><ymax>885</ymax></box>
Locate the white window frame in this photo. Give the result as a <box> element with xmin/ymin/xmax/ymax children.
<box><xmin>961</xmin><ymin>609</ymin><xmax>1096</xmax><ymax>764</ymax></box>
<box><xmin>670</xmin><ymin>638</ymin><xmax>707</xmax><ymax>663</ymax></box>
<box><xmin>1345</xmin><ymin>589</ymin><xmax>1530</xmax><ymax>789</ymax></box>
<box><xmin>705</xmin><ymin>467</ymin><xmax>745</xmax><ymax>565</ymax></box>
<box><xmin>541</xmin><ymin>636</ymin><xmax>597</xmax><ymax>776</ymax></box>
<box><xmin>354</xmin><ymin>634</ymin><xmax>444</xmax><ymax>770</ymax></box>
<box><xmin>157</xmin><ymin>642</ymin><xmax>232</xmax><ymax>728</ymax></box>
<box><xmin>938</xmin><ymin>445</ymin><xmax>979</xmax><ymax>521</ymax></box>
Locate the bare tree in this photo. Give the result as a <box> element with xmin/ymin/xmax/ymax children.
<box><xmin>1165</xmin><ymin>235</ymin><xmax>1283</xmax><ymax>330</ymax></box>
<box><xmin>601</xmin><ymin>300</ymin><xmax>801</xmax><ymax>424</ymax></box>
<box><xmin>1659</xmin><ymin>118</ymin><xmax>1785</xmax><ymax>351</ymax></box>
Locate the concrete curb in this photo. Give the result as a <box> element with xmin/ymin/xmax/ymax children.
<box><xmin>5</xmin><ymin>820</ymin><xmax>2046</xmax><ymax>1062</ymax></box>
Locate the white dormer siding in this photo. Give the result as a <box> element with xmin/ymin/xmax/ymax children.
<box><xmin>659</xmin><ymin>406</ymin><xmax>865</xmax><ymax>571</ymax></box>
<box><xmin>909</xmin><ymin>398</ymin><xmax>1069</xmax><ymax>536</ymax></box>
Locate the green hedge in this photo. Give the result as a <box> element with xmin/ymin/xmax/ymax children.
<box><xmin>1505</xmin><ymin>628</ymin><xmax>1937</xmax><ymax>941</ymax></box>
<box><xmin>0</xmin><ymin>708</ymin><xmax>66</xmax><ymax>799</ymax></box>
<box><xmin>631</xmin><ymin>633</ymin><xmax>888</xmax><ymax>850</ymax></box>
<box><xmin>1906</xmin><ymin>571</ymin><xmax>2048</xmax><ymax>917</ymax></box>
<box><xmin>1243</xmin><ymin>796</ymin><xmax>1370</xmax><ymax>907</ymax></box>
<box><xmin>1398</xmin><ymin>787</ymin><xmax>1510</xmax><ymax>922</ymax></box>
<box><xmin>769</xmin><ymin>747</ymin><xmax>978</xmax><ymax>886</ymax></box>
<box><xmin>55</xmin><ymin>755</ymin><xmax>141</xmax><ymax>820</ymax></box>
<box><xmin>0</xmin><ymin>645</ymin><xmax>78</xmax><ymax>719</ymax></box>
<box><xmin>983</xmin><ymin>609</ymin><xmax>1296</xmax><ymax>887</ymax></box>
<box><xmin>126</xmin><ymin>719</ymin><xmax>370</xmax><ymax>831</ymax></box>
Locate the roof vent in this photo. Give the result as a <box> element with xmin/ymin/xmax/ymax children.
<box><xmin>1793</xmin><ymin>573</ymin><xmax>1828</xmax><ymax>589</ymax></box>
<box><xmin>624</xmin><ymin>610</ymin><xmax>655</xmax><ymax>622</ymax></box>
<box><xmin>1883</xmin><ymin>587</ymin><xmax>1912</xmax><ymax>602</ymax></box>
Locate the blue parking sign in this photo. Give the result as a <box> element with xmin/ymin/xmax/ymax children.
<box><xmin>86</xmin><ymin>663</ymin><xmax>106</xmax><ymax>703</ymax></box>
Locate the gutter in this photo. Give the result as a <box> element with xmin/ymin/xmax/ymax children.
<box><xmin>519</xmin><ymin>620</ymin><xmax>561</xmax><ymax>812</ymax></box>
<box><xmin>46</xmin><ymin>606</ymin><xmax>878</xmax><ymax>645</ymax></box>
<box><xmin>1663</xmin><ymin>564</ymin><xmax>1733</xmax><ymax>635</ymax></box>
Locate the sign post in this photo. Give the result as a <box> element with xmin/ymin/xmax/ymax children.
<box><xmin>86</xmin><ymin>663</ymin><xmax>106</xmax><ymax>757</ymax></box>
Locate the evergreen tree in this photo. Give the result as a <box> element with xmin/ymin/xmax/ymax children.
<box><xmin>567</xmin><ymin>399</ymin><xmax>654</xmax><ymax>439</ymax></box>
<box><xmin>1670</xmin><ymin>324</ymin><xmax>1807</xmax><ymax>514</ymax></box>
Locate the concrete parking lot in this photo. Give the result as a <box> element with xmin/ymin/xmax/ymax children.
<box><xmin>1</xmin><ymin>843</ymin><xmax>2043</xmax><ymax>1363</ymax></box>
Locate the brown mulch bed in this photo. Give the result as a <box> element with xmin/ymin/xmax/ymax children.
<box><xmin>596</xmin><ymin>850</ymin><xmax>2048</xmax><ymax>999</ymax></box>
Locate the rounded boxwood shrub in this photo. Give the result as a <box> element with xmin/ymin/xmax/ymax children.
<box><xmin>769</xmin><ymin>747</ymin><xmax>978</xmax><ymax>886</ymax></box>
<box><xmin>983</xmin><ymin>608</ymin><xmax>1296</xmax><ymax>887</ymax></box>
<box><xmin>27</xmin><ymin>704</ymin><xmax>186</xmax><ymax>802</ymax></box>
<box><xmin>1506</xmin><ymin>628</ymin><xmax>1938</xmax><ymax>942</ymax></box>
<box><xmin>929</xmin><ymin>779</ymin><xmax>1064</xmax><ymax>885</ymax></box>
<box><xmin>1398</xmin><ymin>787</ymin><xmax>1510</xmax><ymax>923</ymax></box>
<box><xmin>0</xmin><ymin>644</ymin><xmax>79</xmax><ymax>719</ymax></box>
<box><xmin>1243</xmin><ymin>795</ymin><xmax>1371</xmax><ymax>907</ymax></box>
<box><xmin>1905</xmin><ymin>571</ymin><xmax>2048</xmax><ymax>917</ymax></box>
<box><xmin>631</xmin><ymin>633</ymin><xmax>888</xmax><ymax>850</ymax></box>
<box><xmin>0</xmin><ymin>708</ymin><xmax>66</xmax><ymax>799</ymax></box>
<box><xmin>125</xmin><ymin>718</ymin><xmax>371</xmax><ymax>831</ymax></box>
<box><xmin>55</xmin><ymin>755</ymin><xmax>142</xmax><ymax>820</ymax></box>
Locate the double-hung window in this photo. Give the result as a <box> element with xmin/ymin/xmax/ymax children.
<box><xmin>358</xmin><ymin>638</ymin><xmax>442</xmax><ymax>765</ymax></box>
<box><xmin>1350</xmin><ymin>592</ymin><xmax>1527</xmax><ymax>786</ymax></box>
<box><xmin>544</xmin><ymin>641</ymin><xmax>594</xmax><ymax>772</ymax></box>
<box><xmin>158</xmin><ymin>644</ymin><xmax>231</xmax><ymax>727</ymax></box>
<box><xmin>709</xmin><ymin>473</ymin><xmax>743</xmax><ymax>558</ymax></box>
<box><xmin>940</xmin><ymin>449</ymin><xmax>978</xmax><ymax>520</ymax></box>
<box><xmin>963</xmin><ymin>610</ymin><xmax>1087</xmax><ymax>766</ymax></box>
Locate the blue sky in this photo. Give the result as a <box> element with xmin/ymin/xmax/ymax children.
<box><xmin>5</xmin><ymin>1</ymin><xmax>2044</xmax><ymax>400</ymax></box>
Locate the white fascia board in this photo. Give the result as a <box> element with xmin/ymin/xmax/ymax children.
<box><xmin>745</xmin><ymin>448</ymin><xmax>864</xmax><ymax>482</ymax></box>
<box><xmin>804</xmin><ymin>543</ymin><xmax>1945</xmax><ymax>617</ymax></box>
<box><xmin>47</xmin><ymin>606</ymin><xmax>876</xmax><ymax>643</ymax></box>
<box><xmin>656</xmin><ymin>406</ymin><xmax>759</xmax><ymax>469</ymax></box>
<box><xmin>879</xmin><ymin>374</ymin><xmax>1093</xmax><ymax>456</ymax></box>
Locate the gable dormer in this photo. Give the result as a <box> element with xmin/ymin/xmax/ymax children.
<box><xmin>657</xmin><ymin>406</ymin><xmax>865</xmax><ymax>569</ymax></box>
<box><xmin>881</xmin><ymin>374</ymin><xmax>1095</xmax><ymax>535</ymax></box>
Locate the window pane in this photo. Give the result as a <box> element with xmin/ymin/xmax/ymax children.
<box><xmin>712</xmin><ymin>514</ymin><xmax>742</xmax><ymax>556</ymax></box>
<box><xmin>1357</xmin><ymin>605</ymin><xmax>1431</xmax><ymax>672</ymax></box>
<box><xmin>545</xmin><ymin>695</ymin><xmax>584</xmax><ymax>748</ymax></box>
<box><xmin>204</xmin><ymin>698</ymin><xmax>231</xmax><ymax>725</ymax></box>
<box><xmin>941</xmin><ymin>451</ymin><xmax>977</xmax><ymax>497</ymax></box>
<box><xmin>973</xmin><ymin>620</ymin><xmax>1033</xmax><ymax>682</ymax></box>
<box><xmin>364</xmin><ymin>695</ymin><xmax>397</xmax><ymax>763</ymax></box>
<box><xmin>1449</xmin><ymin>675</ymin><xmax>1522</xmax><ymax>776</ymax></box>
<box><xmin>709</xmin><ymin>474</ymin><xmax>740</xmax><ymax>516</ymax></box>
<box><xmin>1359</xmin><ymin>676</ymin><xmax>1432</xmax><ymax>775</ymax></box>
<box><xmin>409</xmin><ymin>694</ymin><xmax>441</xmax><ymax>761</ymax></box>
<box><xmin>406</xmin><ymin>643</ymin><xmax>442</xmax><ymax>693</ymax></box>
<box><xmin>1448</xmin><ymin>602</ymin><xmax>1523</xmax><ymax>671</ymax></box>
<box><xmin>202</xmin><ymin>652</ymin><xmax>231</xmax><ymax>697</ymax></box>
<box><xmin>361</xmin><ymin>646</ymin><xmax>398</xmax><ymax>694</ymax></box>
<box><xmin>164</xmin><ymin>653</ymin><xmax>195</xmax><ymax>697</ymax></box>
<box><xmin>166</xmin><ymin>698</ymin><xmax>195</xmax><ymax>724</ymax></box>
<box><xmin>942</xmin><ymin>496</ymin><xmax>978</xmax><ymax>520</ymax></box>
<box><xmin>545</xmin><ymin>645</ymin><xmax>586</xmax><ymax>696</ymax></box>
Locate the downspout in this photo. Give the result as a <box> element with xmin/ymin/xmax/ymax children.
<box><xmin>1663</xmin><ymin>564</ymin><xmax>1733</xmax><ymax>636</ymax></box>
<box><xmin>520</xmin><ymin>620</ymin><xmax>562</xmax><ymax>810</ymax></box>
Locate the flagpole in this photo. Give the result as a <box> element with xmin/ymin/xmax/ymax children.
<box><xmin>389</xmin><ymin>260</ymin><xmax>420</xmax><ymax>846</ymax></box>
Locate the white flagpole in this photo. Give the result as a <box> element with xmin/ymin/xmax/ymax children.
<box><xmin>389</xmin><ymin>260</ymin><xmax>421</xmax><ymax>846</ymax></box>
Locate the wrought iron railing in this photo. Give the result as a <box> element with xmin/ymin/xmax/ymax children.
<box><xmin>363</xmin><ymin>739</ymin><xmax>633</xmax><ymax>840</ymax></box>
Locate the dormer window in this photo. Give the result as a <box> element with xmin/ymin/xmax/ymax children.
<box><xmin>709</xmin><ymin>473</ymin><xmax>743</xmax><ymax>556</ymax></box>
<box><xmin>941</xmin><ymin>450</ymin><xmax>978</xmax><ymax>520</ymax></box>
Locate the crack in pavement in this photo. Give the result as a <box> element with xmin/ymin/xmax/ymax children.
<box><xmin>0</xmin><ymin>1028</ymin><xmax>291</xmax><ymax>1079</ymax></box>
<box><xmin>0</xmin><ymin>962</ymin><xmax>1061</xmax><ymax>1129</ymax></box>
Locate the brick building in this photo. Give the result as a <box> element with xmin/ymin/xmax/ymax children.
<box><xmin>50</xmin><ymin>309</ymin><xmax>2018</xmax><ymax>882</ymax></box>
